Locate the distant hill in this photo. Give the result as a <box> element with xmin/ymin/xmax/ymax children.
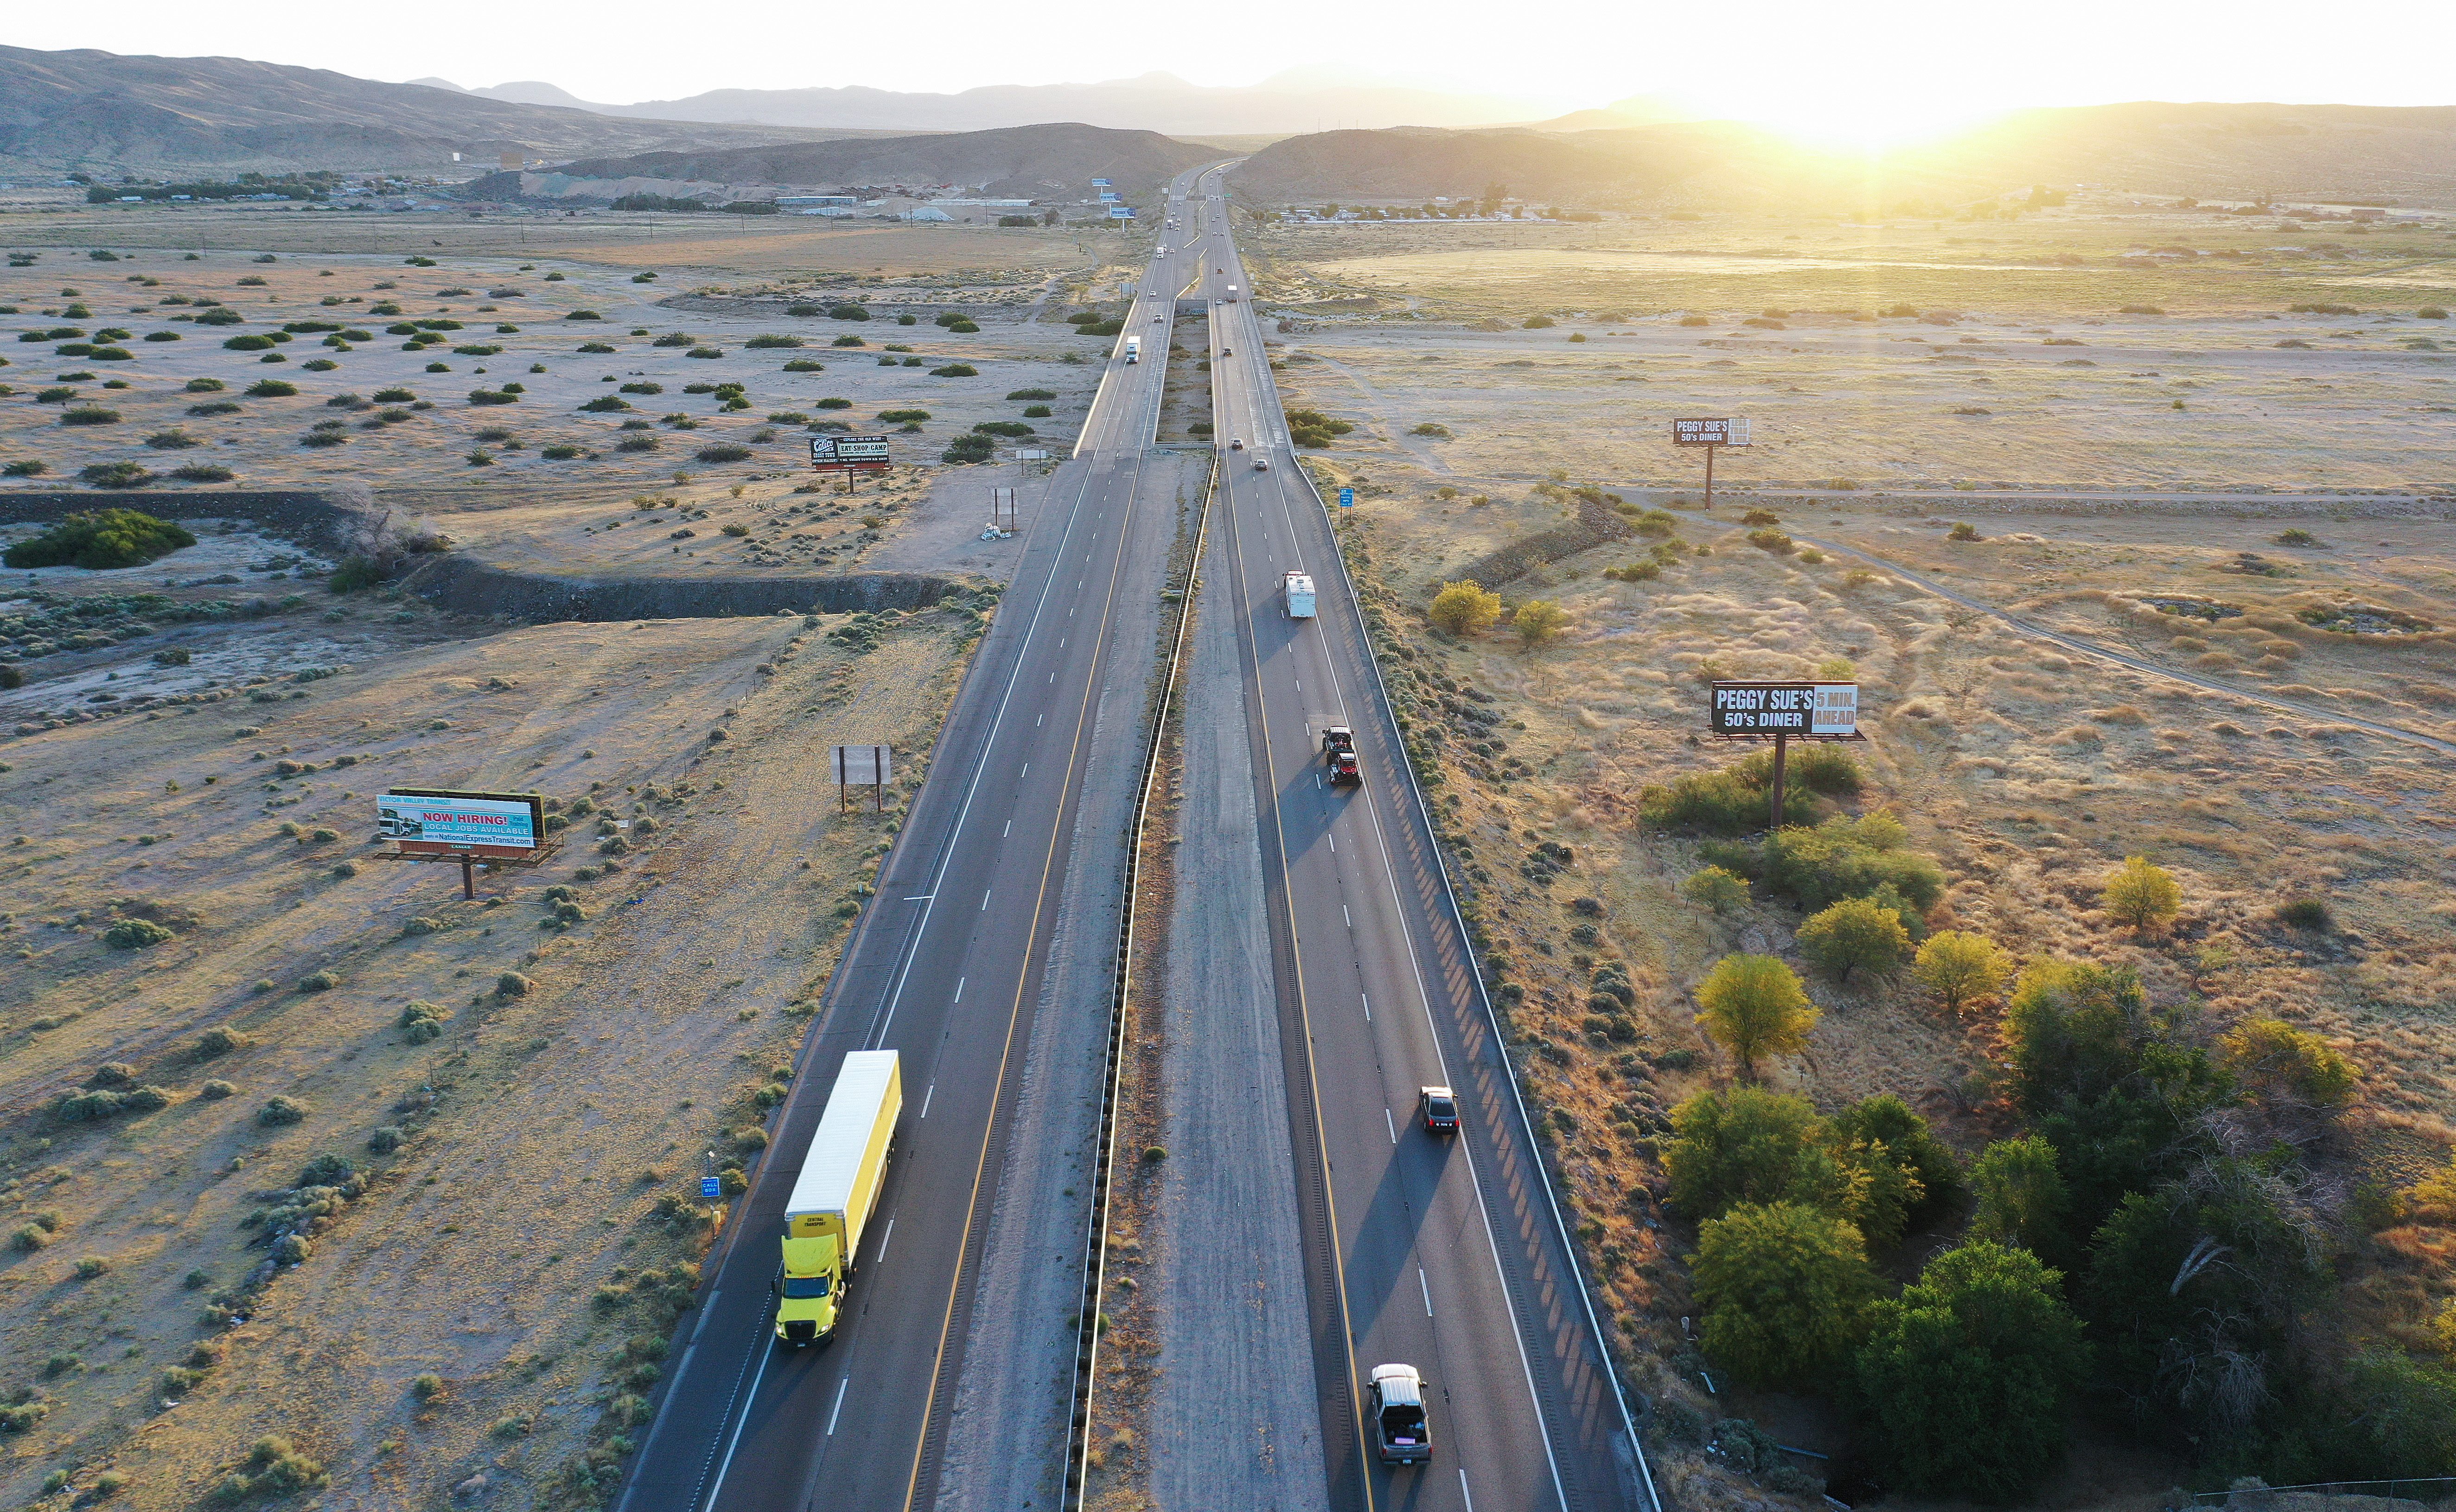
<box><xmin>1229</xmin><ymin>103</ymin><xmax>2456</xmax><ymax>209</ymax></box>
<box><xmin>469</xmin><ymin>123</ymin><xmax>1219</xmax><ymax>204</ymax></box>
<box><xmin>0</xmin><ymin>45</ymin><xmax>853</xmax><ymax>177</ymax></box>
<box><xmin>434</xmin><ymin>69</ymin><xmax>1546</xmax><ymax>138</ymax></box>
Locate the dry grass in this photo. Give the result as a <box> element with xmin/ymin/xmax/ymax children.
<box><xmin>0</xmin><ymin>590</ymin><xmax>982</xmax><ymax>1507</ymax></box>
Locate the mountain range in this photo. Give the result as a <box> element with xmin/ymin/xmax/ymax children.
<box><xmin>1228</xmin><ymin>103</ymin><xmax>2456</xmax><ymax>210</ymax></box>
<box><xmin>458</xmin><ymin>124</ymin><xmax>1218</xmax><ymax>204</ymax></box>
<box><xmin>416</xmin><ymin>69</ymin><xmax>1555</xmax><ymax>138</ymax></box>
<box><xmin>0</xmin><ymin>45</ymin><xmax>883</xmax><ymax>177</ymax></box>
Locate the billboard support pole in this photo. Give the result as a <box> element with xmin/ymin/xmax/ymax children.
<box><xmin>1768</xmin><ymin>731</ymin><xmax>1786</xmax><ymax>832</ymax></box>
<box><xmin>1703</xmin><ymin>442</ymin><xmax>1717</xmax><ymax>512</ymax></box>
<box><xmin>460</xmin><ymin>854</ymin><xmax>476</xmax><ymax>901</ymax></box>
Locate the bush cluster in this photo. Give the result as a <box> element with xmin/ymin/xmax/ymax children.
<box><xmin>5</xmin><ymin>509</ymin><xmax>196</xmax><ymax>570</ymax></box>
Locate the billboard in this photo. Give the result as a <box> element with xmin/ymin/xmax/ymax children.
<box><xmin>811</xmin><ymin>435</ymin><xmax>891</xmax><ymax>470</ymax></box>
<box><xmin>831</xmin><ymin>745</ymin><xmax>893</xmax><ymax>785</ymax></box>
<box><xmin>1090</xmin><ymin>178</ymin><xmax>1112</xmax><ymax>187</ymax></box>
<box><xmin>1672</xmin><ymin>417</ymin><xmax>1751</xmax><ymax>447</ymax></box>
<box><xmin>377</xmin><ymin>789</ymin><xmax>544</xmax><ymax>856</ymax></box>
<box><xmin>1107</xmin><ymin>206</ymin><xmax>1135</xmax><ymax>219</ymax></box>
<box><xmin>1709</xmin><ymin>681</ymin><xmax>1858</xmax><ymax>737</ymax></box>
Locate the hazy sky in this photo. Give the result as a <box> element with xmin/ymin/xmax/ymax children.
<box><xmin>19</xmin><ymin>0</ymin><xmax>2453</xmax><ymax>144</ymax></box>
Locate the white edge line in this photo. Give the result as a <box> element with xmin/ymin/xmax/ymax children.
<box><xmin>697</xmin><ymin>1338</ymin><xmax>774</xmax><ymax>1511</ymax></box>
<box><xmin>825</xmin><ymin>1375</ymin><xmax>851</xmax><ymax>1436</ymax></box>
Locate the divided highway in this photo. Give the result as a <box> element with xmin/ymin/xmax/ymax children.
<box><xmin>617</xmin><ymin>165</ymin><xmax>1221</xmax><ymax>1512</ymax></box>
<box><xmin>1191</xmin><ymin>194</ymin><xmax>1659</xmax><ymax>1512</ymax></box>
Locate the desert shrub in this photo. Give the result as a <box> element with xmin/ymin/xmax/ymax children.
<box><xmin>1746</xmin><ymin>813</ymin><xmax>1945</xmax><ymax>913</ymax></box>
<box><xmin>2273</xmin><ymin>895</ymin><xmax>2332</xmax><ymax>930</ymax></box>
<box><xmin>257</xmin><ymin>1096</ymin><xmax>307</xmax><ymax>1126</ymax></box>
<box><xmin>245</xmin><ymin>380</ymin><xmax>297</xmax><ymax>397</ymax></box>
<box><xmin>173</xmin><ymin>464</ymin><xmax>236</xmax><ymax>482</ymax></box>
<box><xmin>1679</xmin><ymin>865</ymin><xmax>1749</xmax><ymax>914</ymax></box>
<box><xmin>940</xmin><ymin>433</ymin><xmax>995</xmax><ymax>464</ymax></box>
<box><xmin>1912</xmin><ymin>930</ymin><xmax>2013</xmax><ymax>1015</ymax></box>
<box><xmin>198</xmin><ymin>1025</ymin><xmax>251</xmax><ymax>1057</ymax></box>
<box><xmin>299</xmin><ymin>968</ymin><xmax>338</xmax><ymax>990</ymax></box>
<box><xmin>1511</xmin><ymin>599</ymin><xmax>1569</xmax><ymax>647</ymax></box>
<box><xmin>326</xmin><ymin>555</ymin><xmax>383</xmax><ymax>593</ymax></box>
<box><xmin>876</xmin><ymin>407</ymin><xmax>926</xmax><ymax>421</ymax></box>
<box><xmin>1947</xmin><ymin>521</ymin><xmax>1981</xmax><ymax>540</ymax></box>
<box><xmin>578</xmin><ymin>395</ymin><xmax>631</xmax><ymax>413</ymax></box>
<box><xmin>3</xmin><ymin>459</ymin><xmax>49</xmax><ymax>477</ymax></box>
<box><xmin>216</xmin><ymin>1435</ymin><xmax>327</xmax><ymax>1499</ymax></box>
<box><xmin>103</xmin><ymin>918</ymin><xmax>175</xmax><ymax>950</ymax></box>
<box><xmin>1696</xmin><ymin>954</ymin><xmax>1817</xmax><ymax>1078</ymax></box>
<box><xmin>2100</xmin><ymin>855</ymin><xmax>2182</xmax><ymax>931</ymax></box>
<box><xmin>1428</xmin><ymin>580</ymin><xmax>1503</xmax><ymax>635</ymax></box>
<box><xmin>1638</xmin><ymin>765</ymin><xmax>1818</xmax><ymax>835</ymax></box>
<box><xmin>1797</xmin><ymin>896</ymin><xmax>1910</xmax><ymax>982</ymax></box>
<box><xmin>929</xmin><ymin>363</ymin><xmax>977</xmax><ymax>377</ymax></box>
<box><xmin>497</xmin><ymin>971</ymin><xmax>532</xmax><ymax>997</ymax></box>
<box><xmin>973</xmin><ymin>420</ymin><xmax>1033</xmax><ymax>437</ymax></box>
<box><xmin>5</xmin><ymin>509</ymin><xmax>195</xmax><ymax>569</ymax></box>
<box><xmin>2220</xmin><ymin>1017</ymin><xmax>2355</xmax><ymax>1109</ymax></box>
<box><xmin>61</xmin><ymin>405</ymin><xmax>121</xmax><ymax>426</ymax></box>
<box><xmin>1731</xmin><ymin>743</ymin><xmax>1862</xmax><ymax>796</ymax></box>
<box><xmin>695</xmin><ymin>443</ymin><xmax>753</xmax><ymax>463</ymax></box>
<box><xmin>399</xmin><ymin>1002</ymin><xmax>450</xmax><ymax>1043</ymax></box>
<box><xmin>1694</xmin><ymin>1202</ymin><xmax>1879</xmax><ymax>1387</ymax></box>
<box><xmin>1851</xmin><ymin>1241</ymin><xmax>2086</xmax><ymax>1499</ymax></box>
<box><xmin>745</xmin><ymin>334</ymin><xmax>802</xmax><ymax>348</ymax></box>
<box><xmin>145</xmin><ymin>429</ymin><xmax>200</xmax><ymax>450</ymax></box>
<box><xmin>1828</xmin><ymin>1093</ymin><xmax>1963</xmax><ymax>1243</ymax></box>
<box><xmin>200</xmin><ymin>1079</ymin><xmax>236</xmax><ymax>1099</ymax></box>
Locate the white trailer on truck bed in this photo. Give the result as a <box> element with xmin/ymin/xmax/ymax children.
<box><xmin>774</xmin><ymin>1049</ymin><xmax>901</xmax><ymax>1345</ymax></box>
<box><xmin>1284</xmin><ymin>571</ymin><xmax>1316</xmax><ymax>618</ymax></box>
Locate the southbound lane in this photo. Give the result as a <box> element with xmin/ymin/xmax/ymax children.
<box><xmin>1196</xmin><ymin>194</ymin><xmax>1658</xmax><ymax>1512</ymax></box>
<box><xmin>618</xmin><ymin>165</ymin><xmax>1223</xmax><ymax>1512</ymax></box>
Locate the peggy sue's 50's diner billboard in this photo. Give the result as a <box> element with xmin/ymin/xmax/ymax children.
<box><xmin>1709</xmin><ymin>681</ymin><xmax>1860</xmax><ymax>737</ymax></box>
<box><xmin>376</xmin><ymin>789</ymin><xmax>544</xmax><ymax>857</ymax></box>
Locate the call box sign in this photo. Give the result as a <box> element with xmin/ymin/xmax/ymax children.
<box><xmin>1710</xmin><ymin>681</ymin><xmax>1858</xmax><ymax>737</ymax></box>
<box><xmin>377</xmin><ymin>789</ymin><xmax>544</xmax><ymax>856</ymax></box>
<box><xmin>1673</xmin><ymin>417</ymin><xmax>1750</xmax><ymax>446</ymax></box>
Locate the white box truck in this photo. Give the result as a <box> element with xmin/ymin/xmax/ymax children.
<box><xmin>774</xmin><ymin>1049</ymin><xmax>901</xmax><ymax>1345</ymax></box>
<box><xmin>1284</xmin><ymin>571</ymin><xmax>1316</xmax><ymax>618</ymax></box>
<box><xmin>1124</xmin><ymin>335</ymin><xmax>1142</xmax><ymax>364</ymax></box>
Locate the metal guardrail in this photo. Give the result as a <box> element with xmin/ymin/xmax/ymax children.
<box><xmin>1056</xmin><ymin>451</ymin><xmax>1217</xmax><ymax>1510</ymax></box>
<box><xmin>2192</xmin><ymin>1478</ymin><xmax>2456</xmax><ymax>1506</ymax></box>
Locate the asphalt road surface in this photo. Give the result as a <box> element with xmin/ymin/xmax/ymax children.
<box><xmin>617</xmin><ymin>164</ymin><xmax>1226</xmax><ymax>1512</ymax></box>
<box><xmin>1192</xmin><ymin>192</ymin><xmax>1659</xmax><ymax>1512</ymax></box>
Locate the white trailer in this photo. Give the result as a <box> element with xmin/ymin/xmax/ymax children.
<box><xmin>1284</xmin><ymin>571</ymin><xmax>1316</xmax><ymax>619</ymax></box>
<box><xmin>1123</xmin><ymin>336</ymin><xmax>1142</xmax><ymax>364</ymax></box>
<box><xmin>775</xmin><ymin>1049</ymin><xmax>901</xmax><ymax>1344</ymax></box>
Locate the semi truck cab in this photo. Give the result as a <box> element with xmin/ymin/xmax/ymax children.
<box><xmin>775</xmin><ymin>1237</ymin><xmax>840</xmax><ymax>1343</ymax></box>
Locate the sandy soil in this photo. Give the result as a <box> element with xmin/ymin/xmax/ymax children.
<box><xmin>0</xmin><ymin>588</ymin><xmax>986</xmax><ymax>1507</ymax></box>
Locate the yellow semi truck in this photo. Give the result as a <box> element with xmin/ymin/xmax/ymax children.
<box><xmin>774</xmin><ymin>1049</ymin><xmax>901</xmax><ymax>1346</ymax></box>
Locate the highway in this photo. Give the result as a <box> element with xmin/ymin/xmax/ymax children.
<box><xmin>616</xmin><ymin>165</ymin><xmax>1220</xmax><ymax>1512</ymax></box>
<box><xmin>1191</xmin><ymin>194</ymin><xmax>1658</xmax><ymax>1512</ymax></box>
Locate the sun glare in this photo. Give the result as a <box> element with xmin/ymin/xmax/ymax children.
<box><xmin>1684</xmin><ymin>85</ymin><xmax>2013</xmax><ymax>154</ymax></box>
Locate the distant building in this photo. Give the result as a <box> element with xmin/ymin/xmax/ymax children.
<box><xmin>777</xmin><ymin>195</ymin><xmax>859</xmax><ymax>208</ymax></box>
<box><xmin>903</xmin><ymin>206</ymin><xmax>953</xmax><ymax>222</ymax></box>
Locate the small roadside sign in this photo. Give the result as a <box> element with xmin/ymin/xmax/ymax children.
<box><xmin>1091</xmin><ymin>178</ymin><xmax>1112</xmax><ymax>187</ymax></box>
<box><xmin>832</xmin><ymin>744</ymin><xmax>893</xmax><ymax>813</ymax></box>
<box><xmin>1014</xmin><ymin>448</ymin><xmax>1050</xmax><ymax>460</ymax></box>
<box><xmin>1338</xmin><ymin>487</ymin><xmax>1354</xmax><ymax>509</ymax></box>
<box><xmin>700</xmin><ymin>1175</ymin><xmax>722</xmax><ymax>1199</ymax></box>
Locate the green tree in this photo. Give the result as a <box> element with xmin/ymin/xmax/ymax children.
<box><xmin>1969</xmin><ymin>1135</ymin><xmax>2068</xmax><ymax>1252</ymax></box>
<box><xmin>1914</xmin><ymin>930</ymin><xmax>2014</xmax><ymax>1016</ymax></box>
<box><xmin>1664</xmin><ymin>1087</ymin><xmax>1844</xmax><ymax>1221</ymax></box>
<box><xmin>2101</xmin><ymin>854</ymin><xmax>2182</xmax><ymax>932</ymax></box>
<box><xmin>1797</xmin><ymin>896</ymin><xmax>1911</xmax><ymax>983</ymax></box>
<box><xmin>2004</xmin><ymin>958</ymin><xmax>2235</xmax><ymax>1239</ymax></box>
<box><xmin>1427</xmin><ymin>579</ymin><xmax>1502</xmax><ymax>635</ymax></box>
<box><xmin>1852</xmin><ymin>1241</ymin><xmax>2086</xmax><ymax>1501</ymax></box>
<box><xmin>1693</xmin><ymin>1202</ymin><xmax>1879</xmax><ymax>1387</ymax></box>
<box><xmin>1695</xmin><ymin>953</ymin><xmax>1818</xmax><ymax>1078</ymax></box>
<box><xmin>1510</xmin><ymin>598</ymin><xmax>1569</xmax><ymax>648</ymax></box>
<box><xmin>1830</xmin><ymin>1093</ymin><xmax>1964</xmax><ymax>1244</ymax></box>
<box><xmin>1679</xmin><ymin>865</ymin><xmax>1749</xmax><ymax>914</ymax></box>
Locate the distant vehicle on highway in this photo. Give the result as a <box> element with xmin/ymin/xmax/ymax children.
<box><xmin>1284</xmin><ymin>571</ymin><xmax>1315</xmax><ymax>618</ymax></box>
<box><xmin>1419</xmin><ymin>1086</ymin><xmax>1458</xmax><ymax>1135</ymax></box>
<box><xmin>1124</xmin><ymin>336</ymin><xmax>1141</xmax><ymax>364</ymax></box>
<box><xmin>1224</xmin><ymin>285</ymin><xmax>1239</xmax><ymax>301</ymax></box>
<box><xmin>1253</xmin><ymin>456</ymin><xmax>1269</xmax><ymax>471</ymax></box>
<box><xmin>1321</xmin><ymin>726</ymin><xmax>1354</xmax><ymax>762</ymax></box>
<box><xmin>1370</xmin><ymin>1364</ymin><xmax>1431</xmax><ymax>1463</ymax></box>
<box><xmin>1328</xmin><ymin>748</ymin><xmax>1360</xmax><ymax>786</ymax></box>
<box><xmin>1229</xmin><ymin>437</ymin><xmax>1244</xmax><ymax>450</ymax></box>
<box><xmin>1221</xmin><ymin>346</ymin><xmax>1231</xmax><ymax>356</ymax></box>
